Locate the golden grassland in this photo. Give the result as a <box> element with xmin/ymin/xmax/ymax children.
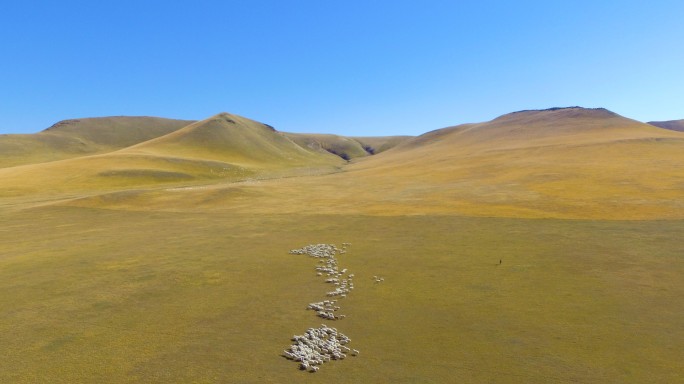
<box><xmin>648</xmin><ymin>119</ymin><xmax>684</xmax><ymax>132</ymax></box>
<box><xmin>284</xmin><ymin>132</ymin><xmax>412</xmax><ymax>160</ymax></box>
<box><xmin>47</xmin><ymin>109</ymin><xmax>684</xmax><ymax>220</ymax></box>
<box><xmin>0</xmin><ymin>117</ymin><xmax>192</xmax><ymax>168</ymax></box>
<box><xmin>1</xmin><ymin>208</ymin><xmax>682</xmax><ymax>383</ymax></box>
<box><xmin>1</xmin><ymin>108</ymin><xmax>684</xmax><ymax>382</ymax></box>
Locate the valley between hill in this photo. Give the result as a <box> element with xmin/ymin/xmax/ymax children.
<box><xmin>1</xmin><ymin>107</ymin><xmax>683</xmax><ymax>383</ymax></box>
<box><xmin>4</xmin><ymin>107</ymin><xmax>681</xmax><ymax>220</ymax></box>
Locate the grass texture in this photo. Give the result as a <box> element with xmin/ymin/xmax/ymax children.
<box><xmin>1</xmin><ymin>107</ymin><xmax>684</xmax><ymax>382</ymax></box>
<box><xmin>0</xmin><ymin>208</ymin><xmax>682</xmax><ymax>383</ymax></box>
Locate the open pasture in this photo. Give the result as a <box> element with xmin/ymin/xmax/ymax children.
<box><xmin>1</xmin><ymin>206</ymin><xmax>682</xmax><ymax>383</ymax></box>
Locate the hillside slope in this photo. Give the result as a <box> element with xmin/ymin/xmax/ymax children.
<box><xmin>284</xmin><ymin>133</ymin><xmax>411</xmax><ymax>160</ymax></box>
<box><xmin>41</xmin><ymin>116</ymin><xmax>196</xmax><ymax>147</ymax></box>
<box><xmin>338</xmin><ymin>107</ymin><xmax>684</xmax><ymax>218</ymax></box>
<box><xmin>0</xmin><ymin>113</ymin><xmax>344</xmax><ymax>202</ymax></box>
<box><xmin>0</xmin><ymin>116</ymin><xmax>193</xmax><ymax>168</ymax></box>
<box><xmin>6</xmin><ymin>107</ymin><xmax>684</xmax><ymax>219</ymax></box>
<box><xmin>70</xmin><ymin>107</ymin><xmax>684</xmax><ymax>220</ymax></box>
<box><xmin>390</xmin><ymin>107</ymin><xmax>676</xmax><ymax>154</ymax></box>
<box><xmin>352</xmin><ymin>136</ymin><xmax>413</xmax><ymax>154</ymax></box>
<box><xmin>126</xmin><ymin>113</ymin><xmax>337</xmax><ymax>166</ymax></box>
<box><xmin>648</xmin><ymin>119</ymin><xmax>684</xmax><ymax>132</ymax></box>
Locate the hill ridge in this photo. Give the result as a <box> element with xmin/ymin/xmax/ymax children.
<box><xmin>0</xmin><ymin>116</ymin><xmax>193</xmax><ymax>168</ymax></box>
<box><xmin>121</xmin><ymin>112</ymin><xmax>343</xmax><ymax>167</ymax></box>
<box><xmin>648</xmin><ymin>119</ymin><xmax>684</xmax><ymax>132</ymax></box>
<box><xmin>491</xmin><ymin>106</ymin><xmax>621</xmax><ymax>123</ymax></box>
<box><xmin>506</xmin><ymin>106</ymin><xmax>614</xmax><ymax>114</ymax></box>
<box><xmin>3</xmin><ymin>108</ymin><xmax>684</xmax><ymax>220</ymax></box>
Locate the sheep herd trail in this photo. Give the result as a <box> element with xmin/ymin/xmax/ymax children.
<box><xmin>283</xmin><ymin>243</ymin><xmax>369</xmax><ymax>373</ymax></box>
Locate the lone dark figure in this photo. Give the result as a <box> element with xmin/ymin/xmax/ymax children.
<box><xmin>499</xmin><ymin>259</ymin><xmax>502</xmax><ymax>265</ymax></box>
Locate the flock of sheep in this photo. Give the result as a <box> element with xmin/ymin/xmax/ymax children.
<box><xmin>284</xmin><ymin>243</ymin><xmax>359</xmax><ymax>372</ymax></box>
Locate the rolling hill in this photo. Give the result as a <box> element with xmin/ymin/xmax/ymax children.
<box><xmin>327</xmin><ymin>107</ymin><xmax>684</xmax><ymax>218</ymax></box>
<box><xmin>648</xmin><ymin>119</ymin><xmax>684</xmax><ymax>132</ymax></box>
<box><xmin>2</xmin><ymin>107</ymin><xmax>684</xmax><ymax>383</ymax></box>
<box><xmin>284</xmin><ymin>132</ymin><xmax>412</xmax><ymax>160</ymax></box>
<box><xmin>64</xmin><ymin>107</ymin><xmax>684</xmax><ymax>219</ymax></box>
<box><xmin>352</xmin><ymin>135</ymin><xmax>413</xmax><ymax>154</ymax></box>
<box><xmin>386</xmin><ymin>107</ymin><xmax>678</xmax><ymax>153</ymax></box>
<box><xmin>0</xmin><ymin>114</ymin><xmax>410</xmax><ymax>170</ymax></box>
<box><xmin>0</xmin><ymin>113</ymin><xmax>345</xmax><ymax>203</ymax></box>
<box><xmin>2</xmin><ymin>106</ymin><xmax>684</xmax><ymax>220</ymax></box>
<box><xmin>41</xmin><ymin>116</ymin><xmax>196</xmax><ymax>147</ymax></box>
<box><xmin>0</xmin><ymin>116</ymin><xmax>193</xmax><ymax>168</ymax></box>
<box><xmin>123</xmin><ymin>113</ymin><xmax>340</xmax><ymax>166</ymax></box>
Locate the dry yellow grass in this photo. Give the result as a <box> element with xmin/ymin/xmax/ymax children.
<box><xmin>284</xmin><ymin>132</ymin><xmax>412</xmax><ymax>160</ymax></box>
<box><xmin>0</xmin><ymin>113</ymin><xmax>345</xmax><ymax>205</ymax></box>
<box><xmin>0</xmin><ymin>116</ymin><xmax>192</xmax><ymax>168</ymax></box>
<box><xmin>649</xmin><ymin>119</ymin><xmax>684</xmax><ymax>132</ymax></box>
<box><xmin>1</xmin><ymin>208</ymin><xmax>682</xmax><ymax>383</ymax></box>
<box><xmin>125</xmin><ymin>113</ymin><xmax>339</xmax><ymax>166</ymax></box>
<box><xmin>54</xmin><ymin>108</ymin><xmax>684</xmax><ymax>220</ymax></box>
<box><xmin>1</xmin><ymin>107</ymin><xmax>684</xmax><ymax>382</ymax></box>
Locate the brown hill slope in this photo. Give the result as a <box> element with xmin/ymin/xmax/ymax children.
<box><xmin>0</xmin><ymin>116</ymin><xmax>193</xmax><ymax>168</ymax></box>
<box><xmin>337</xmin><ymin>107</ymin><xmax>684</xmax><ymax>218</ymax></box>
<box><xmin>124</xmin><ymin>113</ymin><xmax>343</xmax><ymax>166</ymax></box>
<box><xmin>67</xmin><ymin>107</ymin><xmax>684</xmax><ymax>220</ymax></box>
<box><xmin>648</xmin><ymin>119</ymin><xmax>684</xmax><ymax>132</ymax></box>
<box><xmin>0</xmin><ymin>113</ymin><xmax>344</xmax><ymax>202</ymax></box>
<box><xmin>284</xmin><ymin>133</ymin><xmax>411</xmax><ymax>160</ymax></box>
<box><xmin>391</xmin><ymin>107</ymin><xmax>674</xmax><ymax>154</ymax></box>
<box><xmin>351</xmin><ymin>136</ymin><xmax>413</xmax><ymax>154</ymax></box>
<box><xmin>42</xmin><ymin>116</ymin><xmax>196</xmax><ymax>147</ymax></box>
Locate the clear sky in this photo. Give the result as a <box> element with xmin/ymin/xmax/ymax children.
<box><xmin>1</xmin><ymin>1</ymin><xmax>682</xmax><ymax>136</ymax></box>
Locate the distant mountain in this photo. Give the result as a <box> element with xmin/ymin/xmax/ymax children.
<box><xmin>337</xmin><ymin>106</ymin><xmax>684</xmax><ymax>219</ymax></box>
<box><xmin>41</xmin><ymin>116</ymin><xmax>196</xmax><ymax>147</ymax></box>
<box><xmin>5</xmin><ymin>107</ymin><xmax>684</xmax><ymax>219</ymax></box>
<box><xmin>0</xmin><ymin>112</ymin><xmax>346</xmax><ymax>198</ymax></box>
<box><xmin>648</xmin><ymin>119</ymin><xmax>684</xmax><ymax>132</ymax></box>
<box><xmin>389</xmin><ymin>106</ymin><xmax>675</xmax><ymax>154</ymax></box>
<box><xmin>0</xmin><ymin>116</ymin><xmax>193</xmax><ymax>168</ymax></box>
<box><xmin>352</xmin><ymin>136</ymin><xmax>414</xmax><ymax>155</ymax></box>
<box><xmin>284</xmin><ymin>133</ymin><xmax>412</xmax><ymax>160</ymax></box>
<box><xmin>126</xmin><ymin>113</ymin><xmax>342</xmax><ymax>167</ymax></box>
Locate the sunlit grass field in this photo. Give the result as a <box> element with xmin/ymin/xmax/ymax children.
<box><xmin>1</xmin><ymin>206</ymin><xmax>682</xmax><ymax>383</ymax></box>
<box><xmin>2</xmin><ymin>108</ymin><xmax>684</xmax><ymax>382</ymax></box>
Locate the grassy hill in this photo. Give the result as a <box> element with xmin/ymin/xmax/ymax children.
<box><xmin>351</xmin><ymin>135</ymin><xmax>413</xmax><ymax>154</ymax></box>
<box><xmin>68</xmin><ymin>107</ymin><xmax>684</xmax><ymax>220</ymax></box>
<box><xmin>2</xmin><ymin>107</ymin><xmax>684</xmax><ymax>383</ymax></box>
<box><xmin>126</xmin><ymin>113</ymin><xmax>339</xmax><ymax>166</ymax></box>
<box><xmin>390</xmin><ymin>107</ymin><xmax>678</xmax><ymax>152</ymax></box>
<box><xmin>0</xmin><ymin>115</ymin><xmax>409</xmax><ymax>169</ymax></box>
<box><xmin>41</xmin><ymin>116</ymin><xmax>196</xmax><ymax>147</ymax></box>
<box><xmin>300</xmin><ymin>106</ymin><xmax>684</xmax><ymax>219</ymax></box>
<box><xmin>0</xmin><ymin>116</ymin><xmax>193</xmax><ymax>168</ymax></box>
<box><xmin>0</xmin><ymin>113</ymin><xmax>344</xmax><ymax>203</ymax></box>
<box><xmin>648</xmin><ymin>119</ymin><xmax>684</xmax><ymax>132</ymax></box>
<box><xmin>284</xmin><ymin>132</ymin><xmax>412</xmax><ymax>160</ymax></box>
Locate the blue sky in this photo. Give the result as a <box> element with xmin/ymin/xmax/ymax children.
<box><xmin>1</xmin><ymin>1</ymin><xmax>682</xmax><ymax>136</ymax></box>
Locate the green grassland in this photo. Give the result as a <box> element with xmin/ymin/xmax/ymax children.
<box><xmin>1</xmin><ymin>108</ymin><xmax>684</xmax><ymax>382</ymax></box>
